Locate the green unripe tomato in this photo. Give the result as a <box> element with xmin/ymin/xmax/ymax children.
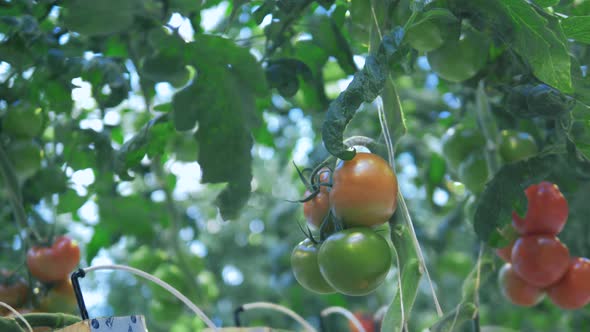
<box><xmin>3</xmin><ymin>106</ymin><xmax>44</xmax><ymax>138</ymax></box>
<box><xmin>291</xmin><ymin>238</ymin><xmax>335</xmax><ymax>294</ymax></box>
<box><xmin>498</xmin><ymin>130</ymin><xmax>538</xmax><ymax>163</ymax></box>
<box><xmin>128</xmin><ymin>245</ymin><xmax>169</xmax><ymax>272</ymax></box>
<box><xmin>441</xmin><ymin>124</ymin><xmax>486</xmax><ymax>171</ymax></box>
<box><xmin>458</xmin><ymin>153</ymin><xmax>489</xmax><ymax>193</ymax></box>
<box><xmin>318</xmin><ymin>228</ymin><xmax>391</xmax><ymax>296</ymax></box>
<box><xmin>149</xmin><ymin>299</ymin><xmax>184</xmax><ymax>325</ymax></box>
<box><xmin>427</xmin><ymin>28</ymin><xmax>490</xmax><ymax>82</ymax></box>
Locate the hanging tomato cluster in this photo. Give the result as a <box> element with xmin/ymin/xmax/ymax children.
<box><xmin>291</xmin><ymin>152</ymin><xmax>398</xmax><ymax>296</ymax></box>
<box><xmin>496</xmin><ymin>182</ymin><xmax>590</xmax><ymax>309</ymax></box>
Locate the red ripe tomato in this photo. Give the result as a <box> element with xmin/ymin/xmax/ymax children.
<box><xmin>511</xmin><ymin>235</ymin><xmax>570</xmax><ymax>288</ymax></box>
<box><xmin>329</xmin><ymin>153</ymin><xmax>398</xmax><ymax>227</ymax></box>
<box><xmin>496</xmin><ymin>240</ymin><xmax>514</xmax><ymax>263</ymax></box>
<box><xmin>547</xmin><ymin>257</ymin><xmax>590</xmax><ymax>309</ymax></box>
<box><xmin>348</xmin><ymin>311</ymin><xmax>375</xmax><ymax>332</ymax></box>
<box><xmin>512</xmin><ymin>182</ymin><xmax>568</xmax><ymax>235</ymax></box>
<box><xmin>498</xmin><ymin>263</ymin><xmax>544</xmax><ymax>307</ymax></box>
<box><xmin>303</xmin><ymin>168</ymin><xmax>331</xmax><ymax>227</ymax></box>
<box><xmin>27</xmin><ymin>236</ymin><xmax>81</xmax><ymax>282</ymax></box>
<box><xmin>0</xmin><ymin>271</ymin><xmax>28</xmax><ymax>308</ymax></box>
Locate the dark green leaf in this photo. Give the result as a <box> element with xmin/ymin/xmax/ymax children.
<box><xmin>381</xmin><ymin>75</ymin><xmax>407</xmax><ymax>150</ymax></box>
<box><xmin>308</xmin><ymin>15</ymin><xmax>357</xmax><ymax>75</ymax></box>
<box><xmin>473</xmin><ymin>154</ymin><xmax>557</xmax><ymax>245</ymax></box>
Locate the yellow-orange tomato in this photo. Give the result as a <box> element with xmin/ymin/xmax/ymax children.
<box><xmin>39</xmin><ymin>279</ymin><xmax>78</xmax><ymax>314</ymax></box>
<box><xmin>499</xmin><ymin>263</ymin><xmax>544</xmax><ymax>307</ymax></box>
<box><xmin>329</xmin><ymin>153</ymin><xmax>398</xmax><ymax>227</ymax></box>
<box><xmin>303</xmin><ymin>168</ymin><xmax>331</xmax><ymax>227</ymax></box>
<box><xmin>547</xmin><ymin>257</ymin><xmax>590</xmax><ymax>310</ymax></box>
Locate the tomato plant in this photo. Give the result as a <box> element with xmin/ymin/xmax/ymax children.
<box><xmin>426</xmin><ymin>27</ymin><xmax>489</xmax><ymax>82</ymax></box>
<box><xmin>291</xmin><ymin>239</ymin><xmax>335</xmax><ymax>294</ymax></box>
<box><xmin>0</xmin><ymin>271</ymin><xmax>28</xmax><ymax>308</ymax></box>
<box><xmin>547</xmin><ymin>257</ymin><xmax>590</xmax><ymax>310</ymax></box>
<box><xmin>498</xmin><ymin>130</ymin><xmax>538</xmax><ymax>163</ymax></box>
<box><xmin>318</xmin><ymin>228</ymin><xmax>391</xmax><ymax>296</ymax></box>
<box><xmin>150</xmin><ymin>264</ymin><xmax>190</xmax><ymax>302</ymax></box>
<box><xmin>329</xmin><ymin>153</ymin><xmax>398</xmax><ymax>227</ymax></box>
<box><xmin>498</xmin><ymin>263</ymin><xmax>544</xmax><ymax>307</ymax></box>
<box><xmin>512</xmin><ymin>182</ymin><xmax>568</xmax><ymax>236</ymax></box>
<box><xmin>26</xmin><ymin>236</ymin><xmax>81</xmax><ymax>283</ymax></box>
<box><xmin>303</xmin><ymin>168</ymin><xmax>331</xmax><ymax>228</ymax></box>
<box><xmin>511</xmin><ymin>235</ymin><xmax>570</xmax><ymax>288</ymax></box>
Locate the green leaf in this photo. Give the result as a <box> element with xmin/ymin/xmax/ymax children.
<box><xmin>86</xmin><ymin>228</ymin><xmax>111</xmax><ymax>264</ymax></box>
<box><xmin>142</xmin><ymin>54</ymin><xmax>190</xmax><ymax>87</ymax></box>
<box><xmin>498</xmin><ymin>0</ymin><xmax>573</xmax><ymax>93</ymax></box>
<box><xmin>172</xmin><ymin>35</ymin><xmax>267</xmax><ymax>219</ymax></box>
<box><xmin>114</xmin><ymin>116</ymin><xmax>172</xmax><ymax>179</ymax></box>
<box><xmin>57</xmin><ymin>189</ymin><xmax>87</xmax><ymax>214</ymax></box>
<box><xmin>562</xmin><ymin>16</ymin><xmax>590</xmax><ymax>44</ymax></box>
<box><xmin>532</xmin><ymin>0</ymin><xmax>559</xmax><ymax>7</ymax></box>
<box><xmin>481</xmin><ymin>327</ymin><xmax>520</xmax><ymax>332</ymax></box>
<box><xmin>62</xmin><ymin>0</ymin><xmax>138</xmax><ymax>36</ymax></box>
<box><xmin>473</xmin><ymin>154</ymin><xmax>557</xmax><ymax>245</ymax></box>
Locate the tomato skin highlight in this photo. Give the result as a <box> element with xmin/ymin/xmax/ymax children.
<box><xmin>512</xmin><ymin>182</ymin><xmax>568</xmax><ymax>236</ymax></box>
<box><xmin>291</xmin><ymin>239</ymin><xmax>335</xmax><ymax>294</ymax></box>
<box><xmin>303</xmin><ymin>168</ymin><xmax>331</xmax><ymax>228</ymax></box>
<box><xmin>511</xmin><ymin>235</ymin><xmax>570</xmax><ymax>288</ymax></box>
<box><xmin>547</xmin><ymin>257</ymin><xmax>590</xmax><ymax>310</ymax></box>
<box><xmin>26</xmin><ymin>236</ymin><xmax>81</xmax><ymax>282</ymax></box>
<box><xmin>499</xmin><ymin>263</ymin><xmax>545</xmax><ymax>307</ymax></box>
<box><xmin>329</xmin><ymin>153</ymin><xmax>398</xmax><ymax>227</ymax></box>
<box><xmin>318</xmin><ymin>228</ymin><xmax>391</xmax><ymax>296</ymax></box>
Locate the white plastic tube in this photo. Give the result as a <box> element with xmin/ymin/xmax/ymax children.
<box><xmin>0</xmin><ymin>301</ymin><xmax>33</xmax><ymax>332</ymax></box>
<box><xmin>241</xmin><ymin>301</ymin><xmax>317</xmax><ymax>332</ymax></box>
<box><xmin>321</xmin><ymin>306</ymin><xmax>366</xmax><ymax>332</ymax></box>
<box><xmin>84</xmin><ymin>264</ymin><xmax>218</xmax><ymax>331</ymax></box>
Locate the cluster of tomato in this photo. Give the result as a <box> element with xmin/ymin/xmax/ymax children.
<box><xmin>442</xmin><ymin>125</ymin><xmax>538</xmax><ymax>193</ymax></box>
<box><xmin>291</xmin><ymin>152</ymin><xmax>398</xmax><ymax>296</ymax></box>
<box><xmin>496</xmin><ymin>182</ymin><xmax>590</xmax><ymax>309</ymax></box>
<box><xmin>0</xmin><ymin>236</ymin><xmax>80</xmax><ymax>316</ymax></box>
